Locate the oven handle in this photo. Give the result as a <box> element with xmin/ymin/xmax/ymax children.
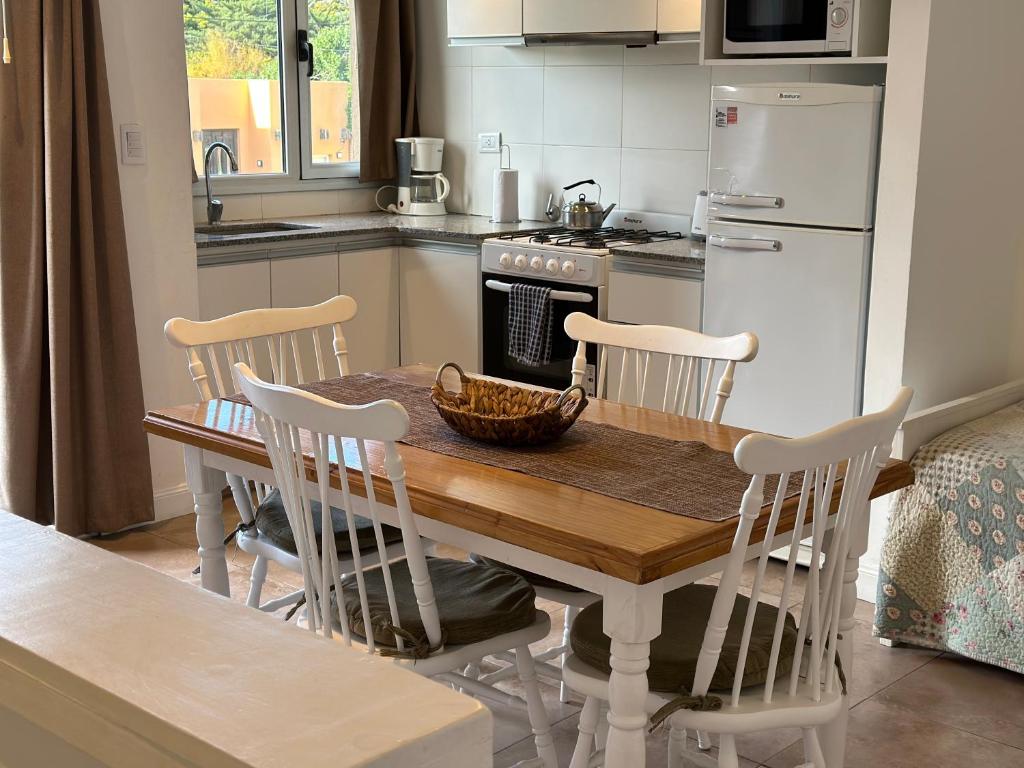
<box><xmin>484</xmin><ymin>279</ymin><xmax>594</xmax><ymax>304</ymax></box>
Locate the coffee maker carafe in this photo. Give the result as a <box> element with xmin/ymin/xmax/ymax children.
<box><xmin>381</xmin><ymin>137</ymin><xmax>450</xmax><ymax>216</ymax></box>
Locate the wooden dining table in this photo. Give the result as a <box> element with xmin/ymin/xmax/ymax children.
<box><xmin>143</xmin><ymin>364</ymin><xmax>914</xmax><ymax>768</ymax></box>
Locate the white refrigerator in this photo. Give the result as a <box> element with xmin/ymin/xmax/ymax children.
<box><xmin>703</xmin><ymin>83</ymin><xmax>883</xmax><ymax>437</ymax></box>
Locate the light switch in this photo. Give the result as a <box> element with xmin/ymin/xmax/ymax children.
<box><xmin>120</xmin><ymin>123</ymin><xmax>146</xmax><ymax>165</ymax></box>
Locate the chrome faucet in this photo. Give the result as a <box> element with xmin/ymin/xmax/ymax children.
<box><xmin>204</xmin><ymin>142</ymin><xmax>239</xmax><ymax>225</ymax></box>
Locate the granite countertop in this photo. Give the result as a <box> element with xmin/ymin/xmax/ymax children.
<box><xmin>194</xmin><ymin>212</ymin><xmax>553</xmax><ymax>250</ymax></box>
<box><xmin>609</xmin><ymin>238</ymin><xmax>706</xmax><ymax>269</ymax></box>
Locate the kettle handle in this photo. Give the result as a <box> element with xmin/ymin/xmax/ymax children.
<box><xmin>563</xmin><ymin>179</ymin><xmax>601</xmax><ymax>203</ymax></box>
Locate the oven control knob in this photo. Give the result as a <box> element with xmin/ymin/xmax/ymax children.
<box><xmin>561</xmin><ymin>260</ymin><xmax>576</xmax><ymax>277</ymax></box>
<box><xmin>830</xmin><ymin>6</ymin><xmax>848</xmax><ymax>25</ymax></box>
<box><xmin>530</xmin><ymin>256</ymin><xmax>544</xmax><ymax>272</ymax></box>
<box><xmin>498</xmin><ymin>252</ymin><xmax>512</xmax><ymax>268</ymax></box>
<box><xmin>513</xmin><ymin>253</ymin><xmax>528</xmax><ymax>271</ymax></box>
<box><xmin>545</xmin><ymin>258</ymin><xmax>559</xmax><ymax>275</ymax></box>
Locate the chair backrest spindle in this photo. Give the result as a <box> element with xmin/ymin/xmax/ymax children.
<box><xmin>234</xmin><ymin>362</ymin><xmax>443</xmax><ymax>656</ymax></box>
<box><xmin>564</xmin><ymin>313</ymin><xmax>758</xmax><ymax>423</ymax></box>
<box><xmin>690</xmin><ymin>387</ymin><xmax>913</xmax><ymax>707</ymax></box>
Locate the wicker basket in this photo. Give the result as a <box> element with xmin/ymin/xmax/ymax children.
<box><xmin>430</xmin><ymin>362</ymin><xmax>588</xmax><ymax>447</ymax></box>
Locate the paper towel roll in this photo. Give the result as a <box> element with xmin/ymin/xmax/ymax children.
<box><xmin>492</xmin><ymin>168</ymin><xmax>520</xmax><ymax>223</ymax></box>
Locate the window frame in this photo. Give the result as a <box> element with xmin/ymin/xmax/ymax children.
<box><xmin>189</xmin><ymin>0</ymin><xmax>367</xmax><ymax>197</ymax></box>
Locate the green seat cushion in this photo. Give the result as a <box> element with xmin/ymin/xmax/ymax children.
<box><xmin>255</xmin><ymin>488</ymin><xmax>404</xmax><ymax>556</ymax></box>
<box><xmin>340</xmin><ymin>557</ymin><xmax>538</xmax><ymax>648</ymax></box>
<box><xmin>470</xmin><ymin>553</ymin><xmax>586</xmax><ymax>593</ymax></box>
<box><xmin>570</xmin><ymin>584</ymin><xmax>799</xmax><ymax>693</ymax></box>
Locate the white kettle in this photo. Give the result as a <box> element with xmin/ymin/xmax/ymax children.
<box><xmin>690</xmin><ymin>190</ymin><xmax>709</xmax><ymax>240</ymax></box>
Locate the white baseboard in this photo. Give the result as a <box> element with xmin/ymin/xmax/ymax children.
<box><xmin>856</xmin><ymin>560</ymin><xmax>879</xmax><ymax>603</ymax></box>
<box><xmin>153</xmin><ymin>483</ymin><xmax>194</xmax><ymax>522</ymax></box>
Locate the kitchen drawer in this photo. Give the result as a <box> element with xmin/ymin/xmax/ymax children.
<box><xmin>608</xmin><ymin>269</ymin><xmax>702</xmax><ymax>330</ymax></box>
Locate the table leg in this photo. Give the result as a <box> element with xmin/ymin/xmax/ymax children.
<box><xmin>602</xmin><ymin>582</ymin><xmax>663</xmax><ymax>768</ymax></box>
<box><xmin>184</xmin><ymin>446</ymin><xmax>230</xmax><ymax>597</ymax></box>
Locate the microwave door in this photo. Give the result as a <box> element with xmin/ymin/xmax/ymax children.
<box><xmin>723</xmin><ymin>0</ymin><xmax>829</xmax><ymax>55</ymax></box>
<box><xmin>707</xmin><ymin>84</ymin><xmax>883</xmax><ymax>229</ymax></box>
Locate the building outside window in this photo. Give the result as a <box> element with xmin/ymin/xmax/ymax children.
<box><xmin>184</xmin><ymin>0</ymin><xmax>359</xmax><ymax>187</ymax></box>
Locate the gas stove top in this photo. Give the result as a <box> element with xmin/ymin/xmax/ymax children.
<box><xmin>482</xmin><ymin>209</ymin><xmax>691</xmax><ymax>286</ymax></box>
<box><xmin>495</xmin><ymin>225</ymin><xmax>686</xmax><ymax>252</ymax></box>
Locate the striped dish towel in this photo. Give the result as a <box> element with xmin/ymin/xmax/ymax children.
<box><xmin>508</xmin><ymin>283</ymin><xmax>554</xmax><ymax>367</ymax></box>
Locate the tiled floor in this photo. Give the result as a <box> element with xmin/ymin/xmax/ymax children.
<box><xmin>90</xmin><ymin>502</ymin><xmax>1024</xmax><ymax>767</ymax></box>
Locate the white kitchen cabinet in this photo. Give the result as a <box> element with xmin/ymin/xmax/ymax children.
<box><xmin>607</xmin><ymin>266</ymin><xmax>703</xmax><ymax>411</ymax></box>
<box><xmin>338</xmin><ymin>247</ymin><xmax>400</xmax><ymax>374</ymax></box>
<box><xmin>197</xmin><ymin>259</ymin><xmax>271</xmax><ymax>321</ymax></box>
<box><xmin>270</xmin><ymin>251</ymin><xmax>340</xmax><ymax>309</ymax></box>
<box><xmin>399</xmin><ymin>245</ymin><xmax>480</xmax><ymax>371</ymax></box>
<box><xmin>270</xmin><ymin>251</ymin><xmax>341</xmax><ymax>381</ymax></box>
<box><xmin>657</xmin><ymin>0</ymin><xmax>701</xmax><ymax>34</ymax></box>
<box><xmin>523</xmin><ymin>0</ymin><xmax>657</xmax><ymax>33</ymax></box>
<box><xmin>447</xmin><ymin>0</ymin><xmax>522</xmax><ymax>40</ymax></box>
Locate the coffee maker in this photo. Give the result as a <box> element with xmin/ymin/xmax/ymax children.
<box><xmin>384</xmin><ymin>137</ymin><xmax>450</xmax><ymax>216</ymax></box>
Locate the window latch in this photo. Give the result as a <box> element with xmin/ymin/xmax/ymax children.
<box><xmin>297</xmin><ymin>29</ymin><xmax>314</xmax><ymax>78</ymax></box>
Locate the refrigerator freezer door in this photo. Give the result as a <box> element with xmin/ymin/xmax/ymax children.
<box><xmin>703</xmin><ymin>221</ymin><xmax>871</xmax><ymax>437</ymax></box>
<box><xmin>708</xmin><ymin>84</ymin><xmax>882</xmax><ymax>230</ymax></box>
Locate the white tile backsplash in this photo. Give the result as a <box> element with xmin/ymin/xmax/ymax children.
<box><xmin>421</xmin><ymin>66</ymin><xmax>472</xmax><ymax>141</ymax></box>
<box><xmin>544</xmin><ymin>45</ymin><xmax>623</xmax><ymax>67</ymax></box>
<box><xmin>541</xmin><ymin>145</ymin><xmax>621</xmax><ymax>215</ymax></box>
<box><xmin>472</xmin><ymin>67</ymin><xmax>544</xmax><ymax>144</ymax></box>
<box><xmin>622</xmin><ymin>65</ymin><xmax>710</xmax><ymax>150</ymax></box>
<box><xmin>709</xmin><ymin>64</ymin><xmax>811</xmax><ymax>85</ymax></box>
<box><xmin>623</xmin><ymin>43</ymin><xmax>700</xmax><ymax>66</ymax></box>
<box><xmin>470</xmin><ymin>143</ymin><xmax>544</xmax><ymax>220</ymax></box>
<box><xmin>620</xmin><ymin>148</ymin><xmax>708</xmax><ymax>215</ymax></box>
<box><xmin>471</xmin><ymin>45</ymin><xmax>545</xmax><ymax>67</ymax></box>
<box><xmin>543</xmin><ymin>66</ymin><xmax>623</xmax><ymax>147</ymax></box>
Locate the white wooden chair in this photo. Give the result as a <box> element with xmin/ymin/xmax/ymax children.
<box><xmin>562</xmin><ymin>387</ymin><xmax>913</xmax><ymax>768</ymax></box>
<box><xmin>164</xmin><ymin>297</ymin><xmax>406</xmax><ymax>611</ymax></box>
<box><xmin>233</xmin><ymin>362</ymin><xmax>558</xmax><ymax>768</ymax></box>
<box><xmin>474</xmin><ymin>313</ymin><xmax>760</xmax><ymax>709</ymax></box>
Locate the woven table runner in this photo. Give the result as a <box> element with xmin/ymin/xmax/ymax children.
<box><xmin>228</xmin><ymin>374</ymin><xmax>802</xmax><ymax>522</ymax></box>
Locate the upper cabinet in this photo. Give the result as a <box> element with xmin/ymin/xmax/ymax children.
<box><xmin>447</xmin><ymin>0</ymin><xmax>522</xmax><ymax>42</ymax></box>
<box><xmin>522</xmin><ymin>0</ymin><xmax>656</xmax><ymax>34</ymax></box>
<box><xmin>657</xmin><ymin>0</ymin><xmax>701</xmax><ymax>35</ymax></box>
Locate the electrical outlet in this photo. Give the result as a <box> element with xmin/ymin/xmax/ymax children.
<box><xmin>478</xmin><ymin>132</ymin><xmax>501</xmax><ymax>153</ymax></box>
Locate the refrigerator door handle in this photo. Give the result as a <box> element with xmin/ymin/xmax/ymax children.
<box><xmin>708</xmin><ymin>234</ymin><xmax>782</xmax><ymax>252</ymax></box>
<box><xmin>709</xmin><ymin>192</ymin><xmax>784</xmax><ymax>209</ymax></box>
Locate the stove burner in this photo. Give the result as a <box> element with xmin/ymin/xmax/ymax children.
<box><xmin>498</xmin><ymin>225</ymin><xmax>684</xmax><ymax>250</ymax></box>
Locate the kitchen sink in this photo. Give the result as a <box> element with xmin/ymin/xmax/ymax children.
<box><xmin>194</xmin><ymin>222</ymin><xmax>319</xmax><ymax>236</ymax></box>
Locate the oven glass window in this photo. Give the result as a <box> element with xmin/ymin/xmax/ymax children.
<box><xmin>481</xmin><ymin>275</ymin><xmax>598</xmax><ymax>393</ymax></box>
<box><xmin>725</xmin><ymin>0</ymin><xmax>827</xmax><ymax>42</ymax></box>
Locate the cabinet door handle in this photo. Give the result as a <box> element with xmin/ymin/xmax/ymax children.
<box><xmin>709</xmin><ymin>193</ymin><xmax>783</xmax><ymax>209</ymax></box>
<box><xmin>708</xmin><ymin>235</ymin><xmax>782</xmax><ymax>252</ymax></box>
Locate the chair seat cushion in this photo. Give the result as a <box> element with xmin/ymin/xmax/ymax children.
<box><xmin>255</xmin><ymin>488</ymin><xmax>404</xmax><ymax>556</ymax></box>
<box><xmin>570</xmin><ymin>584</ymin><xmax>799</xmax><ymax>693</ymax></box>
<box><xmin>340</xmin><ymin>557</ymin><xmax>538</xmax><ymax>648</ymax></box>
<box><xmin>470</xmin><ymin>553</ymin><xmax>586</xmax><ymax>593</ymax></box>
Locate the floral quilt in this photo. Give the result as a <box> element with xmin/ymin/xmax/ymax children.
<box><xmin>874</xmin><ymin>401</ymin><xmax>1024</xmax><ymax>674</ymax></box>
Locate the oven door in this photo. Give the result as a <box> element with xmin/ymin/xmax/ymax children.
<box><xmin>723</xmin><ymin>0</ymin><xmax>830</xmax><ymax>55</ymax></box>
<box><xmin>481</xmin><ymin>274</ymin><xmax>601</xmax><ymax>394</ymax></box>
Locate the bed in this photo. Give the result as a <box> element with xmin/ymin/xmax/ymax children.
<box><xmin>873</xmin><ymin>379</ymin><xmax>1024</xmax><ymax>673</ymax></box>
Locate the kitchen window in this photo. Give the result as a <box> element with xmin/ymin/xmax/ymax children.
<box><xmin>184</xmin><ymin>0</ymin><xmax>360</xmax><ymax>191</ymax></box>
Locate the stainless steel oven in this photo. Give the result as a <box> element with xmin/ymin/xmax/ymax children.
<box><xmin>481</xmin><ymin>274</ymin><xmax>603</xmax><ymax>394</ymax></box>
<box><xmin>723</xmin><ymin>0</ymin><xmax>858</xmax><ymax>56</ymax></box>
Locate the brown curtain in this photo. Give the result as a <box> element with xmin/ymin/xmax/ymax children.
<box><xmin>0</xmin><ymin>0</ymin><xmax>154</xmax><ymax>534</ymax></box>
<box><xmin>355</xmin><ymin>0</ymin><xmax>419</xmax><ymax>182</ymax></box>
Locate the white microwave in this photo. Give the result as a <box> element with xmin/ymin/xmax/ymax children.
<box><xmin>723</xmin><ymin>0</ymin><xmax>866</xmax><ymax>56</ymax></box>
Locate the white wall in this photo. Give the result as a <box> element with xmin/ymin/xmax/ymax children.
<box><xmin>417</xmin><ymin>1</ymin><xmax>884</xmax><ymax>221</ymax></box>
<box><xmin>99</xmin><ymin>0</ymin><xmax>200</xmax><ymax>520</ymax></box>
<box><xmin>860</xmin><ymin>0</ymin><xmax>1024</xmax><ymax>600</ymax></box>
